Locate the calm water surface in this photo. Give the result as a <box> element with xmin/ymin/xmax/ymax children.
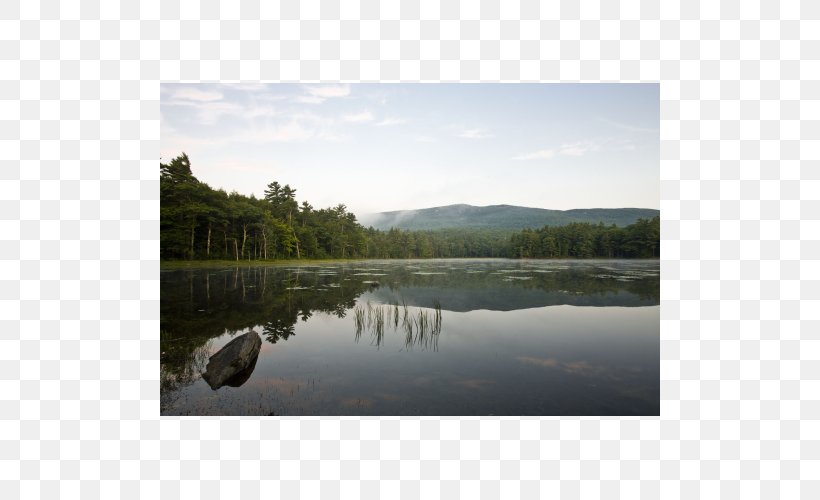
<box><xmin>160</xmin><ymin>259</ymin><xmax>659</xmax><ymax>416</ymax></box>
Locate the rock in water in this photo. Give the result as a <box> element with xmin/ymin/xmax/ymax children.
<box><xmin>202</xmin><ymin>331</ymin><xmax>262</xmax><ymax>390</ymax></box>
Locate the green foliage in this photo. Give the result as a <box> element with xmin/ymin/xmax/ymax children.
<box><xmin>161</xmin><ymin>153</ymin><xmax>370</xmax><ymax>261</ymax></box>
<box><xmin>160</xmin><ymin>153</ymin><xmax>660</xmax><ymax>261</ymax></box>
<box><xmin>363</xmin><ymin>227</ymin><xmax>514</xmax><ymax>259</ymax></box>
<box><xmin>508</xmin><ymin>217</ymin><xmax>660</xmax><ymax>259</ymax></box>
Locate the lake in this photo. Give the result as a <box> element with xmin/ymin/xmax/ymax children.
<box><xmin>160</xmin><ymin>259</ymin><xmax>659</xmax><ymax>416</ymax></box>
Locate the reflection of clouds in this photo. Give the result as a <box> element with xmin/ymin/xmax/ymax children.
<box><xmin>518</xmin><ymin>356</ymin><xmax>647</xmax><ymax>385</ymax></box>
<box><xmin>456</xmin><ymin>378</ymin><xmax>495</xmax><ymax>390</ymax></box>
<box><xmin>242</xmin><ymin>376</ymin><xmax>304</xmax><ymax>393</ymax></box>
<box><xmin>258</xmin><ymin>341</ymin><xmax>286</xmax><ymax>354</ymax></box>
<box><xmin>374</xmin><ymin>392</ymin><xmax>401</xmax><ymax>401</ymax></box>
<box><xmin>412</xmin><ymin>375</ymin><xmax>436</xmax><ymax>386</ymax></box>
<box><xmin>518</xmin><ymin>356</ymin><xmax>560</xmax><ymax>368</ymax></box>
<box><xmin>517</xmin><ymin>356</ymin><xmax>600</xmax><ymax>376</ymax></box>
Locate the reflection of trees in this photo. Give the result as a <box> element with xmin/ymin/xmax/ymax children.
<box><xmin>160</xmin><ymin>333</ymin><xmax>212</xmax><ymax>412</ymax></box>
<box><xmin>370</xmin><ymin>262</ymin><xmax>660</xmax><ymax>306</ymax></box>
<box><xmin>161</xmin><ymin>267</ymin><xmax>372</xmax><ymax>405</ymax></box>
<box><xmin>262</xmin><ymin>317</ymin><xmax>295</xmax><ymax>344</ymax></box>
<box><xmin>511</xmin><ymin>267</ymin><xmax>659</xmax><ymax>303</ymax></box>
<box><xmin>161</xmin><ymin>267</ymin><xmax>370</xmax><ymax>342</ymax></box>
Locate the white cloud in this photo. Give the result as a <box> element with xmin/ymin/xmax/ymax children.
<box><xmin>376</xmin><ymin>118</ymin><xmax>406</xmax><ymax>127</ymax></box>
<box><xmin>190</xmin><ymin>101</ymin><xmax>245</xmax><ymax>124</ymax></box>
<box><xmin>208</xmin><ymin>102</ymin><xmax>278</xmax><ymax>124</ymax></box>
<box><xmin>294</xmin><ymin>95</ymin><xmax>326</xmax><ymax>104</ymax></box>
<box><xmin>305</xmin><ymin>84</ymin><xmax>351</xmax><ymax>99</ymax></box>
<box><xmin>458</xmin><ymin>128</ymin><xmax>493</xmax><ymax>139</ymax></box>
<box><xmin>559</xmin><ymin>144</ymin><xmax>588</xmax><ymax>156</ymax></box>
<box><xmin>266</xmin><ymin>122</ymin><xmax>314</xmax><ymax>142</ymax></box>
<box><xmin>514</xmin><ymin>142</ymin><xmax>600</xmax><ymax>161</ymax></box>
<box><xmin>598</xmin><ymin>116</ymin><xmax>658</xmax><ymax>134</ymax></box>
<box><xmin>238</xmin><ymin>117</ymin><xmax>343</xmax><ymax>144</ymax></box>
<box><xmin>171</xmin><ymin>88</ymin><xmax>224</xmax><ymax>102</ymax></box>
<box><xmin>165</xmin><ymin>96</ymin><xmax>282</xmax><ymax>124</ymax></box>
<box><xmin>222</xmin><ymin>83</ymin><xmax>268</xmax><ymax>92</ymax></box>
<box><xmin>239</xmin><ymin>122</ymin><xmax>316</xmax><ymax>143</ymax></box>
<box><xmin>343</xmin><ymin>111</ymin><xmax>374</xmax><ymax>123</ymax></box>
<box><xmin>512</xmin><ymin>150</ymin><xmax>555</xmax><ymax>161</ymax></box>
<box><xmin>560</xmin><ymin>142</ymin><xmax>600</xmax><ymax>156</ymax></box>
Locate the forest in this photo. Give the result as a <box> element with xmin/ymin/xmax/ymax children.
<box><xmin>161</xmin><ymin>153</ymin><xmax>660</xmax><ymax>261</ymax></box>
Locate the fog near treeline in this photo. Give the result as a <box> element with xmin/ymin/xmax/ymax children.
<box><xmin>161</xmin><ymin>153</ymin><xmax>660</xmax><ymax>261</ymax></box>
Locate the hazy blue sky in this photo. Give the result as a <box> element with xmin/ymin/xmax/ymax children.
<box><xmin>161</xmin><ymin>83</ymin><xmax>659</xmax><ymax>218</ymax></box>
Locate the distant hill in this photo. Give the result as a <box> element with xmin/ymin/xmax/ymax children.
<box><xmin>362</xmin><ymin>204</ymin><xmax>659</xmax><ymax>231</ymax></box>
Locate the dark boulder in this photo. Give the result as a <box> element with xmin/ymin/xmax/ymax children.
<box><xmin>202</xmin><ymin>331</ymin><xmax>262</xmax><ymax>390</ymax></box>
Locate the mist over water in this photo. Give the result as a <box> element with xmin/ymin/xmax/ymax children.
<box><xmin>161</xmin><ymin>259</ymin><xmax>659</xmax><ymax>416</ymax></box>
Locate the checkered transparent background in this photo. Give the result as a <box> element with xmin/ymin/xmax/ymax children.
<box><xmin>1</xmin><ymin>0</ymin><xmax>817</xmax><ymax>498</ymax></box>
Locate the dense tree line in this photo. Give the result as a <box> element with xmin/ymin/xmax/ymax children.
<box><xmin>363</xmin><ymin>227</ymin><xmax>513</xmax><ymax>259</ymax></box>
<box><xmin>161</xmin><ymin>153</ymin><xmax>659</xmax><ymax>261</ymax></box>
<box><xmin>508</xmin><ymin>217</ymin><xmax>660</xmax><ymax>258</ymax></box>
<box><xmin>161</xmin><ymin>153</ymin><xmax>368</xmax><ymax>260</ymax></box>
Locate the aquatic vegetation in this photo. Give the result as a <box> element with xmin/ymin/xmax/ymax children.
<box><xmin>351</xmin><ymin>299</ymin><xmax>443</xmax><ymax>352</ymax></box>
<box><xmin>353</xmin><ymin>305</ymin><xmax>365</xmax><ymax>342</ymax></box>
<box><xmin>372</xmin><ymin>306</ymin><xmax>385</xmax><ymax>348</ymax></box>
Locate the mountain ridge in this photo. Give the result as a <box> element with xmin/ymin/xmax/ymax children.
<box><xmin>361</xmin><ymin>204</ymin><xmax>659</xmax><ymax>231</ymax></box>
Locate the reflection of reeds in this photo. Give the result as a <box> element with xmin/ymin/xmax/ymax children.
<box><xmin>352</xmin><ymin>299</ymin><xmax>443</xmax><ymax>351</ymax></box>
<box><xmin>404</xmin><ymin>315</ymin><xmax>414</xmax><ymax>350</ymax></box>
<box><xmin>432</xmin><ymin>300</ymin><xmax>442</xmax><ymax>348</ymax></box>
<box><xmin>366</xmin><ymin>301</ymin><xmax>373</xmax><ymax>329</ymax></box>
<box><xmin>372</xmin><ymin>305</ymin><xmax>385</xmax><ymax>347</ymax></box>
<box><xmin>353</xmin><ymin>305</ymin><xmax>365</xmax><ymax>342</ymax></box>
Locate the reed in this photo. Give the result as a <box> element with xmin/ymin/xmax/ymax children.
<box><xmin>432</xmin><ymin>300</ymin><xmax>442</xmax><ymax>337</ymax></box>
<box><xmin>351</xmin><ymin>300</ymin><xmax>443</xmax><ymax>351</ymax></box>
<box><xmin>419</xmin><ymin>309</ymin><xmax>428</xmax><ymax>337</ymax></box>
<box><xmin>403</xmin><ymin>307</ymin><xmax>414</xmax><ymax>347</ymax></box>
<box><xmin>372</xmin><ymin>305</ymin><xmax>385</xmax><ymax>347</ymax></box>
<box><xmin>366</xmin><ymin>301</ymin><xmax>373</xmax><ymax>329</ymax></box>
<box><xmin>353</xmin><ymin>305</ymin><xmax>365</xmax><ymax>342</ymax></box>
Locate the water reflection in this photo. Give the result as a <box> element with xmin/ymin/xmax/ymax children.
<box><xmin>160</xmin><ymin>259</ymin><xmax>660</xmax><ymax>415</ymax></box>
<box><xmin>353</xmin><ymin>301</ymin><xmax>443</xmax><ymax>350</ymax></box>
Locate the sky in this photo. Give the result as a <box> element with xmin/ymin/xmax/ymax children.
<box><xmin>161</xmin><ymin>83</ymin><xmax>659</xmax><ymax>219</ymax></box>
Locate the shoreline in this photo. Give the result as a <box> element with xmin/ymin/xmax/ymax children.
<box><xmin>159</xmin><ymin>257</ymin><xmax>660</xmax><ymax>270</ymax></box>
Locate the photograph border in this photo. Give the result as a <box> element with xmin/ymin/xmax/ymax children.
<box><xmin>3</xmin><ymin>2</ymin><xmax>813</xmax><ymax>498</ymax></box>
